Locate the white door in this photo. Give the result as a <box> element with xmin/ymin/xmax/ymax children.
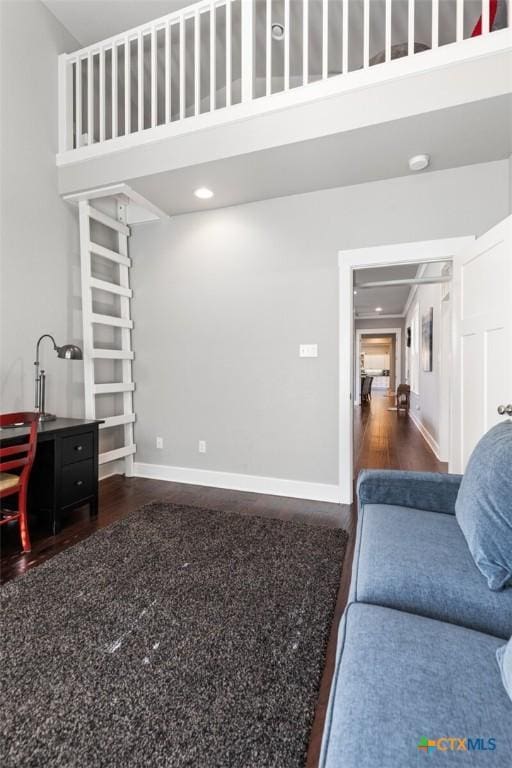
<box><xmin>452</xmin><ymin>215</ymin><xmax>512</xmax><ymax>472</ymax></box>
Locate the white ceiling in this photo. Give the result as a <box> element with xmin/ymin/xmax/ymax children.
<box><xmin>42</xmin><ymin>1</ymin><xmax>191</xmax><ymax>47</ymax></box>
<box><xmin>129</xmin><ymin>94</ymin><xmax>512</xmax><ymax>216</ymax></box>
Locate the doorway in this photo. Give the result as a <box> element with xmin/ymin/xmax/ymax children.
<box><xmin>337</xmin><ymin>237</ymin><xmax>474</xmax><ymax>504</ymax></box>
<box><xmin>354</xmin><ymin>328</ymin><xmax>402</xmax><ymax>405</ymax></box>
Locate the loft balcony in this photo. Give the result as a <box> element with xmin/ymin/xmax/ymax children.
<box><xmin>57</xmin><ymin>1</ymin><xmax>512</xmax><ymax>211</ymax></box>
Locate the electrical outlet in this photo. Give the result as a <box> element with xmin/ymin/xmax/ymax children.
<box><xmin>156</xmin><ymin>436</ymin><xmax>164</xmax><ymax>449</ymax></box>
<box><xmin>198</xmin><ymin>440</ymin><xmax>207</xmax><ymax>454</ymax></box>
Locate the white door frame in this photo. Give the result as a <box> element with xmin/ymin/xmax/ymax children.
<box><xmin>338</xmin><ymin>236</ymin><xmax>474</xmax><ymax>505</ymax></box>
<box><xmin>354</xmin><ymin>327</ymin><xmax>402</xmax><ymax>405</ymax></box>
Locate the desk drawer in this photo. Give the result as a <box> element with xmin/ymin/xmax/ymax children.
<box><xmin>62</xmin><ymin>432</ymin><xmax>94</xmax><ymax>465</ymax></box>
<box><xmin>61</xmin><ymin>460</ymin><xmax>94</xmax><ymax>506</ymax></box>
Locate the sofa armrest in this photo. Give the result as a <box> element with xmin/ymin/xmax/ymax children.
<box><xmin>357</xmin><ymin>470</ymin><xmax>463</xmax><ymax>515</ymax></box>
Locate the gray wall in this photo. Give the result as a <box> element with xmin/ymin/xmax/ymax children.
<box><xmin>131</xmin><ymin>159</ymin><xmax>509</xmax><ymax>485</ymax></box>
<box><xmin>404</xmin><ymin>266</ymin><xmax>445</xmax><ymax>451</ymax></box>
<box><xmin>0</xmin><ymin>0</ymin><xmax>82</xmax><ymax>417</ymax></box>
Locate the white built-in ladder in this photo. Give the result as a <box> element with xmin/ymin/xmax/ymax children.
<box><xmin>78</xmin><ymin>199</ymin><xmax>136</xmax><ymax>474</ymax></box>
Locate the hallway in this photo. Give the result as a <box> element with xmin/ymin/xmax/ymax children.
<box><xmin>354</xmin><ymin>392</ymin><xmax>448</xmax><ymax>475</ymax></box>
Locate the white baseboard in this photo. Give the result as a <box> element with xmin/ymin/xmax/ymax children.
<box><xmin>132</xmin><ymin>461</ymin><xmax>341</xmax><ymax>503</ymax></box>
<box><xmin>409</xmin><ymin>411</ymin><xmax>443</xmax><ymax>461</ymax></box>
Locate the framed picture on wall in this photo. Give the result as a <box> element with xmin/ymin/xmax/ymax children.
<box><xmin>422</xmin><ymin>308</ymin><xmax>433</xmax><ymax>372</ymax></box>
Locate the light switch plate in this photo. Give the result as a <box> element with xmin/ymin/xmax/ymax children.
<box><xmin>299</xmin><ymin>344</ymin><xmax>318</xmax><ymax>358</ymax></box>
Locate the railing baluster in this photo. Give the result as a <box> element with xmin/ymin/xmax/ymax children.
<box><xmin>210</xmin><ymin>3</ymin><xmax>216</xmax><ymax>111</ymax></box>
<box><xmin>137</xmin><ymin>33</ymin><xmax>143</xmax><ymax>130</ymax></box>
<box><xmin>482</xmin><ymin>0</ymin><xmax>490</xmax><ymax>34</ymax></box>
<box><xmin>125</xmin><ymin>38</ymin><xmax>131</xmax><ymax>134</ymax></box>
<box><xmin>284</xmin><ymin>0</ymin><xmax>290</xmax><ymax>89</ymax></box>
<box><xmin>226</xmin><ymin>0</ymin><xmax>232</xmax><ymax>107</ymax></box>
<box><xmin>112</xmin><ymin>43</ymin><xmax>118</xmax><ymax>137</ymax></box>
<box><xmin>99</xmin><ymin>48</ymin><xmax>105</xmax><ymax>141</ymax></box>
<box><xmin>241</xmin><ymin>0</ymin><xmax>253</xmax><ymax>102</ymax></box>
<box><xmin>76</xmin><ymin>58</ymin><xmax>82</xmax><ymax>147</ymax></box>
<box><xmin>266</xmin><ymin>0</ymin><xmax>272</xmax><ymax>96</ymax></box>
<box><xmin>342</xmin><ymin>0</ymin><xmax>348</xmax><ymax>74</ymax></box>
<box><xmin>151</xmin><ymin>26</ymin><xmax>157</xmax><ymax>127</ymax></box>
<box><xmin>180</xmin><ymin>16</ymin><xmax>185</xmax><ymax>119</ymax></box>
<box><xmin>58</xmin><ymin>55</ymin><xmax>73</xmax><ymax>152</ymax></box>
<box><xmin>322</xmin><ymin>0</ymin><xmax>328</xmax><ymax>78</ymax></box>
<box><xmin>302</xmin><ymin>0</ymin><xmax>308</xmax><ymax>86</ymax></box>
<box><xmin>456</xmin><ymin>0</ymin><xmax>464</xmax><ymax>41</ymax></box>
<box><xmin>195</xmin><ymin>9</ymin><xmax>201</xmax><ymax>115</ymax></box>
<box><xmin>363</xmin><ymin>0</ymin><xmax>370</xmax><ymax>68</ymax></box>
<box><xmin>408</xmin><ymin>0</ymin><xmax>415</xmax><ymax>56</ymax></box>
<box><xmin>385</xmin><ymin>0</ymin><xmax>392</xmax><ymax>62</ymax></box>
<box><xmin>165</xmin><ymin>24</ymin><xmax>171</xmax><ymax>123</ymax></box>
<box><xmin>431</xmin><ymin>0</ymin><xmax>439</xmax><ymax>49</ymax></box>
<box><xmin>87</xmin><ymin>52</ymin><xmax>93</xmax><ymax>144</ymax></box>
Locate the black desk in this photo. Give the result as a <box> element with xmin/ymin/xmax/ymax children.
<box><xmin>0</xmin><ymin>418</ymin><xmax>102</xmax><ymax>534</ymax></box>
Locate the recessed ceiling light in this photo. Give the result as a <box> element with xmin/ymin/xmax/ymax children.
<box><xmin>194</xmin><ymin>187</ymin><xmax>214</xmax><ymax>199</ymax></box>
<box><xmin>375</xmin><ymin>307</ymin><xmax>383</xmax><ymax>312</ymax></box>
<box><xmin>353</xmin><ymin>290</ymin><xmax>358</xmax><ymax>295</ymax></box>
<box><xmin>271</xmin><ymin>23</ymin><xmax>285</xmax><ymax>40</ymax></box>
<box><xmin>408</xmin><ymin>154</ymin><xmax>430</xmax><ymax>172</ymax></box>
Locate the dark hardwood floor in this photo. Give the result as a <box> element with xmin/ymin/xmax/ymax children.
<box><xmin>354</xmin><ymin>391</ymin><xmax>448</xmax><ymax>473</ymax></box>
<box><xmin>1</xmin><ymin>391</ymin><xmax>446</xmax><ymax>767</ymax></box>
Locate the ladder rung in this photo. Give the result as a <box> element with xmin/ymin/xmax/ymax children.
<box><xmin>93</xmin><ymin>382</ymin><xmax>135</xmax><ymax>395</ymax></box>
<box><xmin>91</xmin><ymin>313</ymin><xmax>133</xmax><ymax>329</ymax></box>
<box><xmin>91</xmin><ymin>348</ymin><xmax>134</xmax><ymax>360</ymax></box>
<box><xmin>87</xmin><ymin>205</ymin><xmax>130</xmax><ymax>236</ymax></box>
<box><xmin>99</xmin><ymin>444</ymin><xmax>136</xmax><ymax>464</ymax></box>
<box><xmin>100</xmin><ymin>414</ymin><xmax>136</xmax><ymax>429</ymax></box>
<box><xmin>90</xmin><ymin>277</ymin><xmax>132</xmax><ymax>298</ymax></box>
<box><xmin>89</xmin><ymin>241</ymin><xmax>131</xmax><ymax>267</ymax></box>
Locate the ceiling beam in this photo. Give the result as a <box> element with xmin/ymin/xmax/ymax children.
<box><xmin>355</xmin><ymin>275</ymin><xmax>451</xmax><ymax>289</ymax></box>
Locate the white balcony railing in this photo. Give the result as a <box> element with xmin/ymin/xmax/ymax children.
<box><xmin>58</xmin><ymin>0</ymin><xmax>508</xmax><ymax>157</ymax></box>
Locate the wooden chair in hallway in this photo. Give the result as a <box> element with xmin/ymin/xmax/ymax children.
<box><xmin>0</xmin><ymin>412</ymin><xmax>39</xmax><ymax>553</ymax></box>
<box><xmin>361</xmin><ymin>376</ymin><xmax>374</xmax><ymax>405</ymax></box>
<box><xmin>396</xmin><ymin>384</ymin><xmax>411</xmax><ymax>415</ymax></box>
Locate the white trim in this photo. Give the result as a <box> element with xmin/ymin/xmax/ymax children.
<box><xmin>409</xmin><ymin>410</ymin><xmax>442</xmax><ymax>461</ymax></box>
<box><xmin>354</xmin><ymin>327</ymin><xmax>402</xmax><ymax>405</ymax></box>
<box><xmin>63</xmin><ymin>183</ymin><xmax>169</xmax><ymax>221</ymax></box>
<box><xmin>133</xmin><ymin>462</ymin><xmax>341</xmax><ymax>503</ymax></box>
<box><xmin>354</xmin><ymin>313</ymin><xmax>404</xmax><ymax>320</ymax></box>
<box><xmin>338</xmin><ymin>236</ymin><xmax>474</xmax><ymax>505</ymax></box>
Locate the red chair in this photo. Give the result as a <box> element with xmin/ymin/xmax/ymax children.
<box><xmin>0</xmin><ymin>412</ymin><xmax>39</xmax><ymax>553</ymax></box>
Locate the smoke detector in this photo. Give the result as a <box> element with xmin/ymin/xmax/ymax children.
<box><xmin>409</xmin><ymin>154</ymin><xmax>430</xmax><ymax>172</ymax></box>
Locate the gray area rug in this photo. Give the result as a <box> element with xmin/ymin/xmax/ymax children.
<box><xmin>1</xmin><ymin>502</ymin><xmax>347</xmax><ymax>767</ymax></box>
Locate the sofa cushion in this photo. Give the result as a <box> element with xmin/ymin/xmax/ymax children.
<box><xmin>357</xmin><ymin>469</ymin><xmax>462</xmax><ymax>514</ymax></box>
<box><xmin>455</xmin><ymin>421</ymin><xmax>512</xmax><ymax>590</ymax></box>
<box><xmin>321</xmin><ymin>604</ymin><xmax>511</xmax><ymax>768</ymax></box>
<box><xmin>353</xmin><ymin>503</ymin><xmax>512</xmax><ymax>638</ymax></box>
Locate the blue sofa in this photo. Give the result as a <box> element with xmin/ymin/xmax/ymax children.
<box><xmin>320</xmin><ymin>468</ymin><xmax>512</xmax><ymax>767</ymax></box>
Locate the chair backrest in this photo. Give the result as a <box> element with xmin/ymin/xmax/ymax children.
<box><xmin>361</xmin><ymin>377</ymin><xmax>371</xmax><ymax>396</ymax></box>
<box><xmin>367</xmin><ymin>376</ymin><xmax>374</xmax><ymax>394</ymax></box>
<box><xmin>0</xmin><ymin>412</ymin><xmax>39</xmax><ymax>477</ymax></box>
<box><xmin>397</xmin><ymin>384</ymin><xmax>410</xmax><ymax>396</ymax></box>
